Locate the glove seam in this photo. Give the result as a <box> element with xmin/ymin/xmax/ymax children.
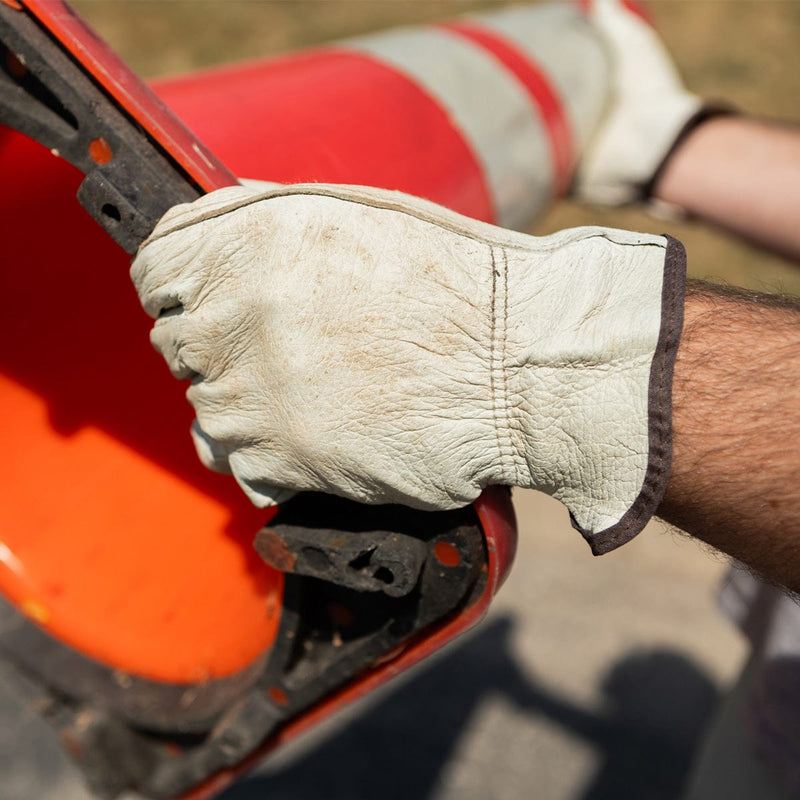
<box><xmin>489</xmin><ymin>244</ymin><xmax>517</xmax><ymax>485</ymax></box>
<box><xmin>502</xmin><ymin>247</ymin><xmax>520</xmax><ymax>484</ymax></box>
<box><xmin>142</xmin><ymin>184</ymin><xmax>655</xmax><ymax>261</ymax></box>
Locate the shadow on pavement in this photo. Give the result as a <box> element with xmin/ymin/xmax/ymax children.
<box><xmin>219</xmin><ymin>616</ymin><xmax>719</xmax><ymax>800</ymax></box>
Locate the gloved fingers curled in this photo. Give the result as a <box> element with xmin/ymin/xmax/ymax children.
<box><xmin>227</xmin><ymin>449</ymin><xmax>297</xmax><ymax>508</ymax></box>
<box><xmin>189</xmin><ymin>420</ymin><xmax>299</xmax><ymax>513</ymax></box>
<box><xmin>132</xmin><ymin>186</ymin><xmax>270</xmax><ymax>319</ymax></box>
<box><xmin>130</xmin><ymin>243</ymin><xmax>207</xmax><ymax>321</ymax></box>
<box><xmin>152</xmin><ymin>299</ymin><xmax>259</xmax><ymax>385</ymax></box>
<box><xmin>149</xmin><ymin>312</ymin><xmax>205</xmax><ymax>381</ymax></box>
<box><xmin>186</xmin><ymin>376</ymin><xmax>279</xmax><ymax>448</ymax></box>
<box><xmin>190</xmin><ymin>420</ymin><xmax>233</xmax><ymax>475</ymax></box>
<box><xmin>191</xmin><ymin>422</ymin><xmax>299</xmax><ymax>509</ymax></box>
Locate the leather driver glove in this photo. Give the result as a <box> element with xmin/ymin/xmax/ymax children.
<box><xmin>575</xmin><ymin>0</ymin><xmax>705</xmax><ymax>205</ymax></box>
<box><xmin>131</xmin><ymin>184</ymin><xmax>685</xmax><ymax>554</ymax></box>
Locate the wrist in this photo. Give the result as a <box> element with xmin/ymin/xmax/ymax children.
<box><xmin>573</xmin><ymin>0</ymin><xmax>703</xmax><ymax>207</ymax></box>
<box><xmin>646</xmin><ymin>106</ymin><xmax>738</xmax><ymax>204</ymax></box>
<box><xmin>659</xmin><ymin>283</ymin><xmax>800</xmax><ymax>590</ymax></box>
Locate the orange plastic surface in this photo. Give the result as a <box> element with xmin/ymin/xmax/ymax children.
<box><xmin>1</xmin><ymin>0</ymin><xmax>515</xmax><ymax>696</ymax></box>
<box><xmin>0</xmin><ymin>128</ymin><xmax>282</xmax><ymax>683</ymax></box>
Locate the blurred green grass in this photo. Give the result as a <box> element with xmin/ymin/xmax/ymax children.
<box><xmin>73</xmin><ymin>0</ymin><xmax>800</xmax><ymax>293</ymax></box>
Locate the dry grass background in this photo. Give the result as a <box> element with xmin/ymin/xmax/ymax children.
<box><xmin>60</xmin><ymin>4</ymin><xmax>800</xmax><ymax>798</ymax></box>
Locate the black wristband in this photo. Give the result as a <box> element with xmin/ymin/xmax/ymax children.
<box><xmin>642</xmin><ymin>104</ymin><xmax>738</xmax><ymax>201</ymax></box>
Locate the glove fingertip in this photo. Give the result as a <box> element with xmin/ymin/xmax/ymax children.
<box><xmin>191</xmin><ymin>420</ymin><xmax>233</xmax><ymax>475</ymax></box>
<box><xmin>236</xmin><ymin>477</ymin><xmax>297</xmax><ymax>509</ymax></box>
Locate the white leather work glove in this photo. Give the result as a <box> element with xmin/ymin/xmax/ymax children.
<box><xmin>131</xmin><ymin>183</ymin><xmax>685</xmax><ymax>554</ymax></box>
<box><xmin>574</xmin><ymin>0</ymin><xmax>704</xmax><ymax>205</ymax></box>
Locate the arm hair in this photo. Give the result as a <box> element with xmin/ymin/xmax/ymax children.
<box><xmin>658</xmin><ymin>280</ymin><xmax>800</xmax><ymax>592</ymax></box>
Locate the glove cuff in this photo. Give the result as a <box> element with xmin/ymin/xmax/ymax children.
<box><xmin>642</xmin><ymin>103</ymin><xmax>739</xmax><ymax>202</ymax></box>
<box><xmin>575</xmin><ymin>91</ymin><xmax>702</xmax><ymax>206</ymax></box>
<box><xmin>500</xmin><ymin>229</ymin><xmax>687</xmax><ymax>554</ymax></box>
<box><xmin>581</xmin><ymin>234</ymin><xmax>686</xmax><ymax>554</ymax></box>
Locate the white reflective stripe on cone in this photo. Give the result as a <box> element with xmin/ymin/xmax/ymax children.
<box><xmin>346</xmin><ymin>27</ymin><xmax>555</xmax><ymax>231</ymax></box>
<box><xmin>476</xmin><ymin>3</ymin><xmax>611</xmax><ymax>154</ymax></box>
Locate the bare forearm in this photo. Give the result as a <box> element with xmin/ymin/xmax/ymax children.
<box><xmin>654</xmin><ymin>116</ymin><xmax>800</xmax><ymax>262</ymax></box>
<box><xmin>658</xmin><ymin>282</ymin><xmax>800</xmax><ymax>591</ymax></box>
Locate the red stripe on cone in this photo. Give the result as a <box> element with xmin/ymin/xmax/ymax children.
<box><xmin>441</xmin><ymin>21</ymin><xmax>574</xmax><ymax>197</ymax></box>
<box><xmin>155</xmin><ymin>50</ymin><xmax>495</xmax><ymax>223</ymax></box>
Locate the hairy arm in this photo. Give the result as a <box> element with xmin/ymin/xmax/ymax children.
<box><xmin>648</xmin><ymin>114</ymin><xmax>800</xmax><ymax>589</ymax></box>
<box><xmin>658</xmin><ymin>282</ymin><xmax>800</xmax><ymax>592</ymax></box>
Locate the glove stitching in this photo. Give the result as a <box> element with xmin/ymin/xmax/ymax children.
<box><xmin>488</xmin><ymin>246</ymin><xmax>502</xmax><ymax>479</ymax></box>
<box><xmin>141</xmin><ymin>184</ymin><xmax>659</xmax><ymax>261</ymax></box>
<box><xmin>489</xmin><ymin>245</ymin><xmax>515</xmax><ymax>485</ymax></box>
<box><xmin>499</xmin><ymin>246</ymin><xmax>522</xmax><ymax>486</ymax></box>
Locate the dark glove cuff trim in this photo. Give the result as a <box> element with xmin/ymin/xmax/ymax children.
<box><xmin>576</xmin><ymin>234</ymin><xmax>687</xmax><ymax>555</ymax></box>
<box><xmin>642</xmin><ymin>104</ymin><xmax>738</xmax><ymax>202</ymax></box>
